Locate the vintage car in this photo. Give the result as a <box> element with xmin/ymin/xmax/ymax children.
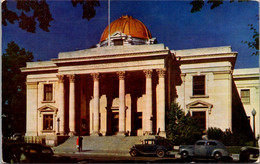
<box><xmin>129</xmin><ymin>138</ymin><xmax>169</xmax><ymax>157</ymax></box>
<box><xmin>179</xmin><ymin>140</ymin><xmax>230</xmax><ymax>160</ymax></box>
<box><xmin>239</xmin><ymin>146</ymin><xmax>259</xmax><ymax>162</ymax></box>
<box><xmin>3</xmin><ymin>143</ymin><xmax>54</xmax><ymax>163</ymax></box>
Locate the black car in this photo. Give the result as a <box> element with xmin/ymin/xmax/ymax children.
<box><xmin>3</xmin><ymin>143</ymin><xmax>54</xmax><ymax>163</ymax></box>
<box><xmin>129</xmin><ymin>138</ymin><xmax>169</xmax><ymax>158</ymax></box>
<box><xmin>239</xmin><ymin>146</ymin><xmax>259</xmax><ymax>162</ymax></box>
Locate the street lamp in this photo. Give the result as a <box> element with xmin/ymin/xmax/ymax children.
<box><xmin>57</xmin><ymin>118</ymin><xmax>60</xmax><ymax>135</ymax></box>
<box><xmin>251</xmin><ymin>108</ymin><xmax>256</xmax><ymax>147</ymax></box>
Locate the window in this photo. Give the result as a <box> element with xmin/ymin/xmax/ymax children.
<box><xmin>114</xmin><ymin>39</ymin><xmax>123</xmax><ymax>46</ymax></box>
<box><xmin>241</xmin><ymin>89</ymin><xmax>250</xmax><ymax>103</ymax></box>
<box><xmin>44</xmin><ymin>84</ymin><xmax>53</xmax><ymax>101</ymax></box>
<box><xmin>207</xmin><ymin>142</ymin><xmax>217</xmax><ymax>146</ymax></box>
<box><xmin>43</xmin><ymin>115</ymin><xmax>53</xmax><ymax>130</ymax></box>
<box><xmin>196</xmin><ymin>141</ymin><xmax>206</xmax><ymax>145</ymax></box>
<box><xmin>193</xmin><ymin>75</ymin><xmax>205</xmax><ymax>95</ymax></box>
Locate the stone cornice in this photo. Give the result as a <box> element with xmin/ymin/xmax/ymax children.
<box><xmin>176</xmin><ymin>52</ymin><xmax>237</xmax><ymax>61</ymax></box>
<box><xmin>21</xmin><ymin>66</ymin><xmax>58</xmax><ymax>73</ymax></box>
<box><xmin>52</xmin><ymin>50</ymin><xmax>169</xmax><ymax>64</ymax></box>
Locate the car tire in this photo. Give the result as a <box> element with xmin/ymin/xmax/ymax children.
<box><xmin>130</xmin><ymin>150</ymin><xmax>137</xmax><ymax>157</ymax></box>
<box><xmin>156</xmin><ymin>149</ymin><xmax>165</xmax><ymax>158</ymax></box>
<box><xmin>181</xmin><ymin>151</ymin><xmax>189</xmax><ymax>159</ymax></box>
<box><xmin>214</xmin><ymin>152</ymin><xmax>222</xmax><ymax>160</ymax></box>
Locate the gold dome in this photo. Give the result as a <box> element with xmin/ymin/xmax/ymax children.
<box><xmin>100</xmin><ymin>15</ymin><xmax>152</xmax><ymax>42</ymax></box>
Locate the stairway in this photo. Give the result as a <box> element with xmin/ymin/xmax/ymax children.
<box><xmin>53</xmin><ymin>135</ymin><xmax>155</xmax><ymax>153</ymax></box>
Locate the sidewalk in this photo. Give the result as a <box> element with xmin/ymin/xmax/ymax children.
<box><xmin>54</xmin><ymin>149</ymin><xmax>131</xmax><ymax>157</ymax></box>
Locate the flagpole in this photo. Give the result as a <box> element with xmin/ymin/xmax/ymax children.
<box><xmin>108</xmin><ymin>0</ymin><xmax>110</xmax><ymax>46</ymax></box>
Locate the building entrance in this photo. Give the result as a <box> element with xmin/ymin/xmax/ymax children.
<box><xmin>111</xmin><ymin>111</ymin><xmax>119</xmax><ymax>135</ymax></box>
<box><xmin>193</xmin><ymin>111</ymin><xmax>206</xmax><ymax>130</ymax></box>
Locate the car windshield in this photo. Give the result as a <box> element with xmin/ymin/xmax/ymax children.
<box><xmin>145</xmin><ymin>140</ymin><xmax>155</xmax><ymax>145</ymax></box>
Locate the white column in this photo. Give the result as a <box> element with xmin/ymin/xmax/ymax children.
<box><xmin>68</xmin><ymin>74</ymin><xmax>76</xmax><ymax>136</ymax></box>
<box><xmin>91</xmin><ymin>73</ymin><xmax>100</xmax><ymax>136</ymax></box>
<box><xmin>144</xmin><ymin>70</ymin><xmax>153</xmax><ymax>135</ymax></box>
<box><xmin>57</xmin><ymin>75</ymin><xmax>65</xmax><ymax>135</ymax></box>
<box><xmin>156</xmin><ymin>69</ymin><xmax>166</xmax><ymax>137</ymax></box>
<box><xmin>117</xmin><ymin>71</ymin><xmax>126</xmax><ymax>136</ymax></box>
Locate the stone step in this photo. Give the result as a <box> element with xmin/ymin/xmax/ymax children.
<box><xmin>53</xmin><ymin>135</ymin><xmax>155</xmax><ymax>153</ymax></box>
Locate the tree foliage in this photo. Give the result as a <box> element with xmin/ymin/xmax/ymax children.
<box><xmin>190</xmin><ymin>0</ymin><xmax>249</xmax><ymax>13</ymax></box>
<box><xmin>71</xmin><ymin>0</ymin><xmax>100</xmax><ymax>21</ymax></box>
<box><xmin>166</xmin><ymin>102</ymin><xmax>203</xmax><ymax>145</ymax></box>
<box><xmin>242</xmin><ymin>15</ymin><xmax>259</xmax><ymax>56</ymax></box>
<box><xmin>2</xmin><ymin>0</ymin><xmax>53</xmax><ymax>33</ymax></box>
<box><xmin>2</xmin><ymin>0</ymin><xmax>100</xmax><ymax>33</ymax></box>
<box><xmin>207</xmin><ymin>127</ymin><xmax>249</xmax><ymax>146</ymax></box>
<box><xmin>2</xmin><ymin>41</ymin><xmax>34</xmax><ymax>137</ymax></box>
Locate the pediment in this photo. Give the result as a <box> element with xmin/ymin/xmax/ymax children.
<box><xmin>38</xmin><ymin>104</ymin><xmax>58</xmax><ymax>112</ymax></box>
<box><xmin>186</xmin><ymin>100</ymin><xmax>213</xmax><ymax>109</ymax></box>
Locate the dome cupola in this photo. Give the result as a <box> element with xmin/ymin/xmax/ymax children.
<box><xmin>98</xmin><ymin>15</ymin><xmax>156</xmax><ymax>47</ymax></box>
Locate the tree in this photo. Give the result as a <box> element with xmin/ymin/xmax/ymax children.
<box><xmin>190</xmin><ymin>0</ymin><xmax>259</xmax><ymax>56</ymax></box>
<box><xmin>190</xmin><ymin>0</ymin><xmax>249</xmax><ymax>13</ymax></box>
<box><xmin>166</xmin><ymin>102</ymin><xmax>203</xmax><ymax>145</ymax></box>
<box><xmin>2</xmin><ymin>0</ymin><xmax>100</xmax><ymax>33</ymax></box>
<box><xmin>242</xmin><ymin>15</ymin><xmax>259</xmax><ymax>56</ymax></box>
<box><xmin>2</xmin><ymin>41</ymin><xmax>34</xmax><ymax>137</ymax></box>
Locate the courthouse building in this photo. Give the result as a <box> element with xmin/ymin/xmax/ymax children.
<box><xmin>21</xmin><ymin>15</ymin><xmax>259</xmax><ymax>139</ymax></box>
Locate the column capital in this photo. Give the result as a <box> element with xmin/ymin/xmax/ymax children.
<box><xmin>57</xmin><ymin>75</ymin><xmax>65</xmax><ymax>83</ymax></box>
<box><xmin>91</xmin><ymin>73</ymin><xmax>100</xmax><ymax>81</ymax></box>
<box><xmin>67</xmin><ymin>74</ymin><xmax>75</xmax><ymax>83</ymax></box>
<box><xmin>143</xmin><ymin>69</ymin><xmax>153</xmax><ymax>78</ymax></box>
<box><xmin>117</xmin><ymin>71</ymin><xmax>125</xmax><ymax>80</ymax></box>
<box><xmin>156</xmin><ymin>69</ymin><xmax>166</xmax><ymax>78</ymax></box>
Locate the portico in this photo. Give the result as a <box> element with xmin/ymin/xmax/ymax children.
<box><xmin>50</xmin><ymin>44</ymin><xmax>171</xmax><ymax>137</ymax></box>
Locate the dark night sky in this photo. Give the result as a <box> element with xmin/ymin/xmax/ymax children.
<box><xmin>2</xmin><ymin>0</ymin><xmax>259</xmax><ymax>68</ymax></box>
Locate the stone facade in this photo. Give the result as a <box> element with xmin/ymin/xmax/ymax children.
<box><xmin>233</xmin><ymin>68</ymin><xmax>259</xmax><ymax>138</ymax></box>
<box><xmin>21</xmin><ymin>16</ymin><xmax>259</xmax><ymax>140</ymax></box>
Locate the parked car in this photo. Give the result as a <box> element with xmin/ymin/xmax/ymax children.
<box><xmin>3</xmin><ymin>143</ymin><xmax>54</xmax><ymax>163</ymax></box>
<box><xmin>179</xmin><ymin>140</ymin><xmax>230</xmax><ymax>160</ymax></box>
<box><xmin>10</xmin><ymin>133</ymin><xmax>24</xmax><ymax>141</ymax></box>
<box><xmin>129</xmin><ymin>138</ymin><xmax>170</xmax><ymax>157</ymax></box>
<box><xmin>239</xmin><ymin>146</ymin><xmax>259</xmax><ymax>162</ymax></box>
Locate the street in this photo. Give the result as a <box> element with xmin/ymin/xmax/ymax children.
<box><xmin>53</xmin><ymin>153</ymin><xmax>236</xmax><ymax>163</ymax></box>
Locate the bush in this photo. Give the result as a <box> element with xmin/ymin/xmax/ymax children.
<box><xmin>207</xmin><ymin>127</ymin><xmax>223</xmax><ymax>141</ymax></box>
<box><xmin>207</xmin><ymin>127</ymin><xmax>248</xmax><ymax>146</ymax></box>
<box><xmin>166</xmin><ymin>103</ymin><xmax>203</xmax><ymax>145</ymax></box>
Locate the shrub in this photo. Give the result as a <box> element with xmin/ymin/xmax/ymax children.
<box><xmin>166</xmin><ymin>102</ymin><xmax>203</xmax><ymax>145</ymax></box>
<box><xmin>207</xmin><ymin>127</ymin><xmax>247</xmax><ymax>146</ymax></box>
<box><xmin>207</xmin><ymin>127</ymin><xmax>224</xmax><ymax>141</ymax></box>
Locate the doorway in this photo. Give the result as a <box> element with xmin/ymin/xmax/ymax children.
<box><xmin>192</xmin><ymin>111</ymin><xmax>206</xmax><ymax>130</ymax></box>
<box><xmin>111</xmin><ymin>111</ymin><xmax>119</xmax><ymax>135</ymax></box>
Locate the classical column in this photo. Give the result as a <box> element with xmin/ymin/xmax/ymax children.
<box><xmin>156</xmin><ymin>69</ymin><xmax>166</xmax><ymax>137</ymax></box>
<box><xmin>144</xmin><ymin>70</ymin><xmax>153</xmax><ymax>135</ymax></box>
<box><xmin>57</xmin><ymin>75</ymin><xmax>65</xmax><ymax>135</ymax></box>
<box><xmin>91</xmin><ymin>73</ymin><xmax>100</xmax><ymax>136</ymax></box>
<box><xmin>68</xmin><ymin>74</ymin><xmax>76</xmax><ymax>136</ymax></box>
<box><xmin>117</xmin><ymin>71</ymin><xmax>126</xmax><ymax>136</ymax></box>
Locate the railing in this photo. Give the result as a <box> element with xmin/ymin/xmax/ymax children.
<box><xmin>24</xmin><ymin>136</ymin><xmax>46</xmax><ymax>145</ymax></box>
